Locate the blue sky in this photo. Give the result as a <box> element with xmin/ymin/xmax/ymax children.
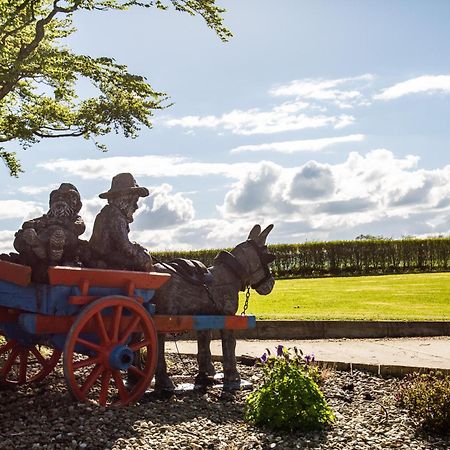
<box><xmin>3</xmin><ymin>0</ymin><xmax>450</xmax><ymax>252</ymax></box>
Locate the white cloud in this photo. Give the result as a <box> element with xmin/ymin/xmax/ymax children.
<box><xmin>269</xmin><ymin>74</ymin><xmax>374</xmax><ymax>108</ymax></box>
<box><xmin>0</xmin><ymin>230</ymin><xmax>15</xmax><ymax>254</ymax></box>
<box><xmin>231</xmin><ymin>134</ymin><xmax>364</xmax><ymax>154</ymax></box>
<box><xmin>164</xmin><ymin>75</ymin><xmax>374</xmax><ymax>137</ymax></box>
<box><xmin>133</xmin><ymin>218</ymin><xmax>262</xmax><ymax>252</ymax></box>
<box><xmin>374</xmin><ymin>75</ymin><xmax>450</xmax><ymax>100</ymax></box>
<box><xmin>218</xmin><ymin>150</ymin><xmax>450</xmax><ymax>241</ymax></box>
<box><xmin>220</xmin><ymin>161</ymin><xmax>292</xmax><ymax>217</ymax></box>
<box><xmin>136</xmin><ymin>184</ymin><xmax>195</xmax><ymax>229</ymax></box>
<box><xmin>39</xmin><ymin>155</ymin><xmax>254</xmax><ymax>180</ymax></box>
<box><xmin>288</xmin><ymin>162</ymin><xmax>335</xmax><ymax>200</ymax></box>
<box><xmin>334</xmin><ymin>114</ymin><xmax>356</xmax><ymax>129</ymax></box>
<box><xmin>166</xmin><ymin>107</ymin><xmax>352</xmax><ymax>135</ymax></box>
<box><xmin>0</xmin><ymin>200</ymin><xmax>44</xmax><ymax>220</ymax></box>
<box><xmin>18</xmin><ymin>184</ymin><xmax>59</xmax><ymax>196</ymax></box>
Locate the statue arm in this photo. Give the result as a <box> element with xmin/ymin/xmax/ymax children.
<box><xmin>111</xmin><ymin>216</ymin><xmax>152</xmax><ymax>271</ymax></box>
<box><xmin>110</xmin><ymin>216</ymin><xmax>138</xmax><ymax>256</ymax></box>
<box><xmin>69</xmin><ymin>216</ymin><xmax>86</xmax><ymax>236</ymax></box>
<box><xmin>21</xmin><ymin>215</ymin><xmax>48</xmax><ymax>229</ymax></box>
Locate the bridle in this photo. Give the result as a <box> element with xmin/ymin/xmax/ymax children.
<box><xmin>214</xmin><ymin>239</ymin><xmax>274</xmax><ymax>292</ymax></box>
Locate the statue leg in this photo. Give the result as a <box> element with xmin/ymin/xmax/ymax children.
<box><xmin>154</xmin><ymin>333</ymin><xmax>175</xmax><ymax>392</ymax></box>
<box><xmin>221</xmin><ymin>329</ymin><xmax>241</xmax><ymax>391</ymax></box>
<box><xmin>195</xmin><ymin>330</ymin><xmax>216</xmax><ymax>387</ymax></box>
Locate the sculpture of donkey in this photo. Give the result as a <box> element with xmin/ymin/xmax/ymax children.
<box><xmin>152</xmin><ymin>224</ymin><xmax>275</xmax><ymax>391</ymax></box>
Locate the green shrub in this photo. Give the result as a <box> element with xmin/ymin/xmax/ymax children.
<box><xmin>244</xmin><ymin>346</ymin><xmax>334</xmax><ymax>431</ymax></box>
<box><xmin>396</xmin><ymin>371</ymin><xmax>450</xmax><ymax>434</ymax></box>
<box><xmin>153</xmin><ymin>237</ymin><xmax>450</xmax><ymax>279</ymax></box>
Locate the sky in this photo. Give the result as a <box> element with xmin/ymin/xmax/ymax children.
<box><xmin>2</xmin><ymin>0</ymin><xmax>450</xmax><ymax>253</ymax></box>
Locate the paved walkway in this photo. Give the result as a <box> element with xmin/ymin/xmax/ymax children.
<box><xmin>166</xmin><ymin>336</ymin><xmax>450</xmax><ymax>370</ymax></box>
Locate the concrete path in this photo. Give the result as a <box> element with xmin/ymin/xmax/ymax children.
<box><xmin>166</xmin><ymin>336</ymin><xmax>450</xmax><ymax>370</ymax></box>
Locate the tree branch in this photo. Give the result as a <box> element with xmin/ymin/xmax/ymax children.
<box><xmin>0</xmin><ymin>0</ymin><xmax>83</xmax><ymax>101</ymax></box>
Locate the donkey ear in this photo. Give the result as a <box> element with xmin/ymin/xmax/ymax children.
<box><xmin>256</xmin><ymin>224</ymin><xmax>274</xmax><ymax>246</ymax></box>
<box><xmin>248</xmin><ymin>224</ymin><xmax>261</xmax><ymax>241</ymax></box>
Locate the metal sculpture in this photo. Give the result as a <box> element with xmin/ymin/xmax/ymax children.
<box><xmin>12</xmin><ymin>183</ymin><xmax>85</xmax><ymax>282</ymax></box>
<box><xmin>152</xmin><ymin>224</ymin><xmax>276</xmax><ymax>392</ymax></box>
<box><xmin>87</xmin><ymin>173</ymin><xmax>153</xmax><ymax>272</ymax></box>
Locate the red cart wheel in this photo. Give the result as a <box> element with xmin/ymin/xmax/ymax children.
<box><xmin>0</xmin><ymin>334</ymin><xmax>61</xmax><ymax>386</ymax></box>
<box><xmin>63</xmin><ymin>296</ymin><xmax>157</xmax><ymax>407</ymax></box>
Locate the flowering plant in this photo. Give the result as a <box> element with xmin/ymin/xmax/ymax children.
<box><xmin>396</xmin><ymin>371</ymin><xmax>450</xmax><ymax>434</ymax></box>
<box><xmin>244</xmin><ymin>345</ymin><xmax>334</xmax><ymax>431</ymax></box>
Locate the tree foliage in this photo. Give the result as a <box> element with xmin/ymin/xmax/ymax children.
<box><xmin>0</xmin><ymin>0</ymin><xmax>231</xmax><ymax>176</ymax></box>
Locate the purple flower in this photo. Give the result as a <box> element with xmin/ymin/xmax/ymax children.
<box><xmin>276</xmin><ymin>344</ymin><xmax>284</xmax><ymax>357</ymax></box>
<box><xmin>305</xmin><ymin>354</ymin><xmax>311</xmax><ymax>364</ymax></box>
<box><xmin>260</xmin><ymin>352</ymin><xmax>268</xmax><ymax>363</ymax></box>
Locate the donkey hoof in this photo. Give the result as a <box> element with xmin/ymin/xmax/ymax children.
<box><xmin>195</xmin><ymin>373</ymin><xmax>216</xmax><ymax>388</ymax></box>
<box><xmin>223</xmin><ymin>381</ymin><xmax>241</xmax><ymax>392</ymax></box>
<box><xmin>154</xmin><ymin>376</ymin><xmax>175</xmax><ymax>393</ymax></box>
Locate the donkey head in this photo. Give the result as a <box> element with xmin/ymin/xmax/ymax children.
<box><xmin>232</xmin><ymin>224</ymin><xmax>276</xmax><ymax>295</ymax></box>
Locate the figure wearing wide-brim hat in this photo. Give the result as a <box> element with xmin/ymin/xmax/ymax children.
<box><xmin>99</xmin><ymin>173</ymin><xmax>149</xmax><ymax>199</ymax></box>
<box><xmin>88</xmin><ymin>173</ymin><xmax>153</xmax><ymax>273</ymax></box>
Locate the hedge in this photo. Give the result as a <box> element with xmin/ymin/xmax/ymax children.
<box><xmin>152</xmin><ymin>237</ymin><xmax>450</xmax><ymax>278</ymax></box>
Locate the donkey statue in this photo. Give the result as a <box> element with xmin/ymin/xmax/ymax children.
<box><xmin>152</xmin><ymin>224</ymin><xmax>275</xmax><ymax>392</ymax></box>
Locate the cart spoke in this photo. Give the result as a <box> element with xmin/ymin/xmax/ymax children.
<box><xmin>112</xmin><ymin>306</ymin><xmax>123</xmax><ymax>343</ymax></box>
<box><xmin>76</xmin><ymin>337</ymin><xmax>103</xmax><ymax>353</ymax></box>
<box><xmin>128</xmin><ymin>364</ymin><xmax>145</xmax><ymax>379</ymax></box>
<box><xmin>0</xmin><ymin>340</ymin><xmax>15</xmax><ymax>356</ymax></box>
<box><xmin>95</xmin><ymin>312</ymin><xmax>110</xmax><ymax>345</ymax></box>
<box><xmin>80</xmin><ymin>364</ymin><xmax>103</xmax><ymax>395</ymax></box>
<box><xmin>119</xmin><ymin>315</ymin><xmax>141</xmax><ymax>345</ymax></box>
<box><xmin>1</xmin><ymin>347</ymin><xmax>19</xmax><ymax>378</ymax></box>
<box><xmin>112</xmin><ymin>370</ymin><xmax>128</xmax><ymax>403</ymax></box>
<box><xmin>30</xmin><ymin>347</ymin><xmax>47</xmax><ymax>366</ymax></box>
<box><xmin>73</xmin><ymin>356</ymin><xmax>100</xmax><ymax>371</ymax></box>
<box><xmin>18</xmin><ymin>350</ymin><xmax>28</xmax><ymax>384</ymax></box>
<box><xmin>99</xmin><ymin>369</ymin><xmax>111</xmax><ymax>406</ymax></box>
<box><xmin>129</xmin><ymin>339</ymin><xmax>151</xmax><ymax>352</ymax></box>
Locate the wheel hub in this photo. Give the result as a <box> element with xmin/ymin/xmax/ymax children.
<box><xmin>108</xmin><ymin>345</ymin><xmax>135</xmax><ymax>370</ymax></box>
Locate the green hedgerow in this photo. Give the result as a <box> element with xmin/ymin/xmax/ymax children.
<box><xmin>396</xmin><ymin>371</ymin><xmax>450</xmax><ymax>434</ymax></box>
<box><xmin>244</xmin><ymin>345</ymin><xmax>334</xmax><ymax>431</ymax></box>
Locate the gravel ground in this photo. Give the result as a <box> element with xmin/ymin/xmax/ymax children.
<box><xmin>0</xmin><ymin>354</ymin><xmax>449</xmax><ymax>450</ymax></box>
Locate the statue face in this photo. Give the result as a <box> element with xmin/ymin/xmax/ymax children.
<box><xmin>48</xmin><ymin>191</ymin><xmax>79</xmax><ymax>218</ymax></box>
<box><xmin>111</xmin><ymin>193</ymin><xmax>140</xmax><ymax>223</ymax></box>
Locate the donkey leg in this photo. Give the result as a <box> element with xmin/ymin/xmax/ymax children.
<box><xmin>221</xmin><ymin>329</ymin><xmax>241</xmax><ymax>391</ymax></box>
<box><xmin>195</xmin><ymin>330</ymin><xmax>216</xmax><ymax>387</ymax></box>
<box><xmin>154</xmin><ymin>333</ymin><xmax>175</xmax><ymax>392</ymax></box>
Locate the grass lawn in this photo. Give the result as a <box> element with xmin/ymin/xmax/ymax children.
<box><xmin>240</xmin><ymin>272</ymin><xmax>450</xmax><ymax>321</ymax></box>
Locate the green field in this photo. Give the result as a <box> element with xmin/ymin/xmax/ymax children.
<box><xmin>240</xmin><ymin>272</ymin><xmax>450</xmax><ymax>321</ymax></box>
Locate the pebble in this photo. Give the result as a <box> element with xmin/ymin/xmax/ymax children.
<box><xmin>0</xmin><ymin>355</ymin><xmax>449</xmax><ymax>449</ymax></box>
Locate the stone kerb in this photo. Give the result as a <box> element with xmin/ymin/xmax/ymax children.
<box><xmin>172</xmin><ymin>320</ymin><xmax>450</xmax><ymax>341</ymax></box>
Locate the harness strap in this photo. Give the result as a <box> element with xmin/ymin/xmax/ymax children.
<box><xmin>214</xmin><ymin>251</ymin><xmax>248</xmax><ymax>291</ymax></box>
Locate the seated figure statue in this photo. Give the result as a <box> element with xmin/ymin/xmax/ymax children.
<box><xmin>87</xmin><ymin>173</ymin><xmax>153</xmax><ymax>272</ymax></box>
<box><xmin>12</xmin><ymin>183</ymin><xmax>86</xmax><ymax>282</ymax></box>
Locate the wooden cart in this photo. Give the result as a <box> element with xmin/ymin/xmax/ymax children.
<box><xmin>0</xmin><ymin>260</ymin><xmax>255</xmax><ymax>406</ymax></box>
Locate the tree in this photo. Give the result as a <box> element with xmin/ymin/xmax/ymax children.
<box><xmin>0</xmin><ymin>0</ymin><xmax>231</xmax><ymax>176</ymax></box>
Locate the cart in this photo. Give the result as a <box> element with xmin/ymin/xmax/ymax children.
<box><xmin>0</xmin><ymin>260</ymin><xmax>255</xmax><ymax>406</ymax></box>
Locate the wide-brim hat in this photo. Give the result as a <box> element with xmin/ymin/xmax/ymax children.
<box><xmin>99</xmin><ymin>173</ymin><xmax>149</xmax><ymax>199</ymax></box>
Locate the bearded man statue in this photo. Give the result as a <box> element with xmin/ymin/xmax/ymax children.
<box><xmin>87</xmin><ymin>173</ymin><xmax>153</xmax><ymax>272</ymax></box>
<box><xmin>13</xmin><ymin>183</ymin><xmax>86</xmax><ymax>281</ymax></box>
